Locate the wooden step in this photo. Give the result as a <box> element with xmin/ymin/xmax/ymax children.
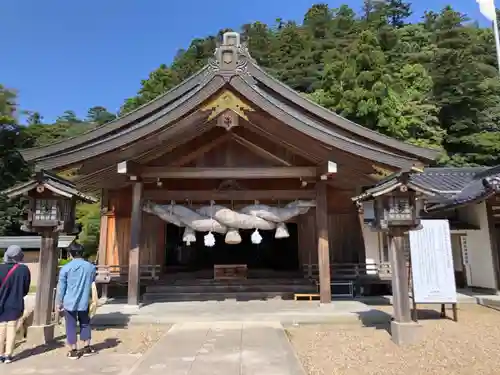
<box><xmin>142</xmin><ymin>291</ymin><xmax>299</xmax><ymax>303</ymax></box>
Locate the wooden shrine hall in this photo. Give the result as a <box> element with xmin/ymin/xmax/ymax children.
<box><xmin>21</xmin><ymin>32</ymin><xmax>439</xmax><ymax>305</ymax></box>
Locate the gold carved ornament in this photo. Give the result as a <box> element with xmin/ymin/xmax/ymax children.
<box><xmin>57</xmin><ymin>166</ymin><xmax>81</xmax><ymax>181</ymax></box>
<box><xmin>201</xmin><ymin>90</ymin><xmax>255</xmax><ymax>122</ymax></box>
<box><xmin>369</xmin><ymin>164</ymin><xmax>425</xmax><ymax>180</ymax></box>
<box><xmin>369</xmin><ymin>165</ymin><xmax>394</xmax><ymax>180</ymax></box>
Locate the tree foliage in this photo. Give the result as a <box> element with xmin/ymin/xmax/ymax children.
<box><xmin>120</xmin><ymin>3</ymin><xmax>500</xmax><ymax>167</ymax></box>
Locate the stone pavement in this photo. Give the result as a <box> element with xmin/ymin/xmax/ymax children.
<box><xmin>2</xmin><ymin>322</ymin><xmax>305</xmax><ymax>375</ymax></box>
<box><xmin>1</xmin><ymin>351</ymin><xmax>141</xmax><ymax>375</ymax></box>
<box><xmin>128</xmin><ymin>321</ymin><xmax>305</xmax><ymax>375</ymax></box>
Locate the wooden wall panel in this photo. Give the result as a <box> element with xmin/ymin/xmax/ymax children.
<box><xmin>139</xmin><ymin>212</ymin><xmax>154</xmax><ymax>265</ymax></box>
<box><xmin>105</xmin><ymin>215</ymin><xmax>131</xmax><ymax>266</ymax></box>
<box><xmin>328</xmin><ymin>213</ymin><xmax>365</xmax><ymax>263</ymax></box>
<box><xmin>139</xmin><ymin>212</ymin><xmax>165</xmax><ymax>265</ymax></box>
<box><xmin>156</xmin><ymin>219</ymin><xmax>166</xmax><ymax>268</ymax></box>
<box><xmin>108</xmin><ymin>187</ymin><xmax>132</xmax><ymax>217</ymax></box>
<box><xmin>104</xmin><ymin>211</ymin><xmax>166</xmax><ymax>269</ymax></box>
<box><xmin>298</xmin><ymin>209</ymin><xmax>317</xmax><ymax>265</ymax></box>
<box><xmin>326</xmin><ymin>187</ymin><xmax>356</xmax><ymax>214</ymax></box>
<box><xmin>105</xmin><ymin>216</ymin><xmax>116</xmax><ymax>266</ymax></box>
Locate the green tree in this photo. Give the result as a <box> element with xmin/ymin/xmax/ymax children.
<box><xmin>86</xmin><ymin>106</ymin><xmax>116</xmax><ymax>125</ymax></box>
<box><xmin>430</xmin><ymin>7</ymin><xmax>500</xmax><ymax>165</ymax></box>
<box><xmin>26</xmin><ymin>111</ymin><xmax>43</xmax><ymax>125</ymax></box>
<box><xmin>76</xmin><ymin>203</ymin><xmax>101</xmax><ymax>259</ymax></box>
<box><xmin>56</xmin><ymin>110</ymin><xmax>81</xmax><ymax>124</ymax></box>
<box><xmin>0</xmin><ymin>86</ymin><xmax>31</xmax><ymax>236</ymax></box>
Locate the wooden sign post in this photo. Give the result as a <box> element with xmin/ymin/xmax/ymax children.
<box><xmin>408</xmin><ymin>219</ymin><xmax>459</xmax><ymax>323</ymax></box>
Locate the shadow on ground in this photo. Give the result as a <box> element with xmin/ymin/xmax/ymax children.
<box><xmin>91</xmin><ymin>311</ymin><xmax>133</xmax><ymax>327</ymax></box>
<box><xmin>12</xmin><ymin>312</ymin><xmax>130</xmax><ymax>362</ymax></box>
<box><xmin>356</xmin><ymin>306</ymin><xmax>457</xmax><ymax>335</ymax></box>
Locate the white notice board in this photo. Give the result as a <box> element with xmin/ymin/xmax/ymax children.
<box><xmin>409</xmin><ymin>220</ymin><xmax>457</xmax><ymax>304</ymax></box>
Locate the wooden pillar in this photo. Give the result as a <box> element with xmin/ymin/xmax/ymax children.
<box><xmin>388</xmin><ymin>230</ymin><xmax>411</xmax><ymax>323</ymax></box>
<box><xmin>33</xmin><ymin>230</ymin><xmax>59</xmax><ymax>329</ymax></box>
<box><xmin>98</xmin><ymin>189</ymin><xmax>109</xmax><ymax>266</ymax></box>
<box><xmin>316</xmin><ymin>181</ymin><xmax>331</xmax><ymax>303</ymax></box>
<box><xmin>128</xmin><ymin>181</ymin><xmax>143</xmax><ymax>305</ymax></box>
<box><xmin>98</xmin><ymin>190</ymin><xmax>109</xmax><ymax>299</ymax></box>
<box><xmin>98</xmin><ymin>215</ymin><xmax>108</xmax><ymax>266</ymax></box>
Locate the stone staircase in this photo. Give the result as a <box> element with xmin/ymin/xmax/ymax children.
<box><xmin>143</xmin><ymin>277</ymin><xmax>317</xmax><ymax>303</ymax></box>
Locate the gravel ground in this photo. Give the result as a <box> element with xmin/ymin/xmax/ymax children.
<box><xmin>14</xmin><ymin>324</ymin><xmax>170</xmax><ymax>358</ymax></box>
<box><xmin>287</xmin><ymin>304</ymin><xmax>500</xmax><ymax>375</ymax></box>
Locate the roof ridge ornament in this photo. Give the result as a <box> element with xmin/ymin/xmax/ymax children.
<box><xmin>208</xmin><ymin>32</ymin><xmax>251</xmax><ymax>77</ymax></box>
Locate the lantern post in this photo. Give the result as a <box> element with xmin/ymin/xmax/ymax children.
<box><xmin>353</xmin><ymin>171</ymin><xmax>427</xmax><ymax>345</ymax></box>
<box><xmin>2</xmin><ymin>171</ymin><xmax>97</xmax><ymax>345</ymax></box>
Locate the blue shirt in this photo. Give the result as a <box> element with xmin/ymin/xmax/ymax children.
<box><xmin>56</xmin><ymin>259</ymin><xmax>96</xmax><ymax>312</ymax></box>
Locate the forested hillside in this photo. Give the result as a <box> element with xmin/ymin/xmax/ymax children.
<box><xmin>1</xmin><ymin>1</ymin><xmax>500</xmax><ymax>242</ymax></box>
<box><xmin>121</xmin><ymin>2</ymin><xmax>500</xmax><ymax>167</ymax></box>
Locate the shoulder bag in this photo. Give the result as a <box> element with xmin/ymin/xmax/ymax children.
<box><xmin>0</xmin><ymin>264</ymin><xmax>19</xmax><ymax>289</ymax></box>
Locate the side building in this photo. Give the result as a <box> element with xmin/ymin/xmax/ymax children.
<box><xmin>363</xmin><ymin>166</ymin><xmax>500</xmax><ymax>293</ymax></box>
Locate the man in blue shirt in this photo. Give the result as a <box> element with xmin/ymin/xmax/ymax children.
<box><xmin>56</xmin><ymin>241</ymin><xmax>96</xmax><ymax>359</ymax></box>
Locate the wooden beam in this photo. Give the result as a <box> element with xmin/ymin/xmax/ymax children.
<box><xmin>170</xmin><ymin>133</ymin><xmax>231</xmax><ymax>167</ymax></box>
<box><xmin>246</xmin><ymin>112</ymin><xmax>384</xmax><ymax>174</ymax></box>
<box><xmin>318</xmin><ymin>160</ymin><xmax>338</xmax><ymax>180</ymax></box>
<box><xmin>140</xmin><ymin>167</ymin><xmax>317</xmax><ymax>179</ymax></box>
<box><xmin>117</xmin><ymin>160</ymin><xmax>140</xmax><ymax>176</ymax></box>
<box><xmin>128</xmin><ymin>181</ymin><xmax>143</xmax><ymax>306</ymax></box>
<box><xmin>231</xmin><ymin>133</ymin><xmax>292</xmax><ymax>166</ymax></box>
<box><xmin>144</xmin><ymin>189</ymin><xmax>316</xmax><ymax>201</ymax></box>
<box><xmin>242</xmin><ymin>118</ymin><xmax>323</xmax><ymax>163</ymax></box>
<box><xmin>316</xmin><ymin>181</ymin><xmax>331</xmax><ymax>303</ymax></box>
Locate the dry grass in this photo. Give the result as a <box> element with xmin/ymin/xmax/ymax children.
<box><xmin>287</xmin><ymin>304</ymin><xmax>500</xmax><ymax>375</ymax></box>
<box><xmin>14</xmin><ymin>324</ymin><xmax>169</xmax><ymax>359</ymax></box>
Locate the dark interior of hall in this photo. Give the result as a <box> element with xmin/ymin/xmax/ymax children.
<box><xmin>164</xmin><ymin>223</ymin><xmax>299</xmax><ymax>272</ymax></box>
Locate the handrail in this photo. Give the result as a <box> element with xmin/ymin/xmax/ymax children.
<box><xmin>302</xmin><ymin>262</ymin><xmax>393</xmax><ymax>279</ymax></box>
<box><xmin>96</xmin><ymin>264</ymin><xmax>161</xmax><ymax>283</ymax></box>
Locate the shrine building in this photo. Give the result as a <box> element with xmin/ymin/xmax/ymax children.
<box><xmin>21</xmin><ymin>32</ymin><xmax>442</xmax><ymax>305</ymax></box>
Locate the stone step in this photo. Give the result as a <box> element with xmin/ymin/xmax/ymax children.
<box><xmin>146</xmin><ymin>283</ymin><xmax>316</xmax><ymax>294</ymax></box>
<box><xmin>142</xmin><ymin>291</ymin><xmax>304</xmax><ymax>303</ymax></box>
<box><xmin>156</xmin><ymin>278</ymin><xmax>312</xmax><ymax>286</ymax></box>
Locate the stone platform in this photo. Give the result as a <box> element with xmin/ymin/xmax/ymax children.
<box><xmin>91</xmin><ymin>299</ymin><xmax>391</xmax><ymax>326</ymax></box>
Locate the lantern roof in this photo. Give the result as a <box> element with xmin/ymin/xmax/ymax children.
<box><xmin>1</xmin><ymin>170</ymin><xmax>97</xmax><ymax>203</ymax></box>
<box><xmin>351</xmin><ymin>168</ymin><xmax>439</xmax><ymax>203</ymax></box>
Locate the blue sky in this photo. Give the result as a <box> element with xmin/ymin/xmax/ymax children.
<box><xmin>0</xmin><ymin>0</ymin><xmax>488</xmax><ymax>123</ymax></box>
